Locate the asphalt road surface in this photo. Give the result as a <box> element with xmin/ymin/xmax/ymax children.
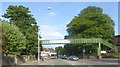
<box><xmin>21</xmin><ymin>58</ymin><xmax>119</xmax><ymax>65</ymax></box>
<box><xmin>43</xmin><ymin>58</ymin><xmax>119</xmax><ymax>65</ymax></box>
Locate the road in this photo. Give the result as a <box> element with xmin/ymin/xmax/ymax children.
<box><xmin>21</xmin><ymin>58</ymin><xmax>119</xmax><ymax>65</ymax></box>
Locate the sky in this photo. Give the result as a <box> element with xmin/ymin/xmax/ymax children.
<box><xmin>1</xmin><ymin>2</ymin><xmax>119</xmax><ymax>49</ymax></box>
<box><xmin>0</xmin><ymin>0</ymin><xmax>119</xmax><ymax>2</ymax></box>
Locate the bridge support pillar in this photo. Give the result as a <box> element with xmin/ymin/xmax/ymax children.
<box><xmin>97</xmin><ymin>43</ymin><xmax>102</xmax><ymax>59</ymax></box>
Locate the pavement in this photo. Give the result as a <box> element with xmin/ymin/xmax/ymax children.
<box><xmin>20</xmin><ymin>60</ymin><xmax>48</xmax><ymax>65</ymax></box>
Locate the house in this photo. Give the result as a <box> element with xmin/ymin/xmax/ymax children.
<box><xmin>41</xmin><ymin>48</ymin><xmax>56</xmax><ymax>59</ymax></box>
<box><xmin>114</xmin><ymin>35</ymin><xmax>120</xmax><ymax>46</ymax></box>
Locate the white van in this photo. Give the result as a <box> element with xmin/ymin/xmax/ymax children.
<box><xmin>50</xmin><ymin>53</ymin><xmax>57</xmax><ymax>59</ymax></box>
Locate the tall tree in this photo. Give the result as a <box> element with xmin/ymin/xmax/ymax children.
<box><xmin>2</xmin><ymin>5</ymin><xmax>39</xmax><ymax>54</ymax></box>
<box><xmin>67</xmin><ymin>6</ymin><xmax>114</xmax><ymax>42</ymax></box>
<box><xmin>0</xmin><ymin>20</ymin><xmax>26</xmax><ymax>56</ymax></box>
<box><xmin>65</xmin><ymin>6</ymin><xmax>115</xmax><ymax>55</ymax></box>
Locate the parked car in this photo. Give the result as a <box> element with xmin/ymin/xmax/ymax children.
<box><xmin>50</xmin><ymin>54</ymin><xmax>57</xmax><ymax>59</ymax></box>
<box><xmin>60</xmin><ymin>55</ymin><xmax>67</xmax><ymax>59</ymax></box>
<box><xmin>50</xmin><ymin>53</ymin><xmax>57</xmax><ymax>59</ymax></box>
<box><xmin>68</xmin><ymin>56</ymin><xmax>79</xmax><ymax>61</ymax></box>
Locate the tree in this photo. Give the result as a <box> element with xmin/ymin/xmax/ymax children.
<box><xmin>65</xmin><ymin>6</ymin><xmax>115</xmax><ymax>56</ymax></box>
<box><xmin>2</xmin><ymin>5</ymin><xmax>39</xmax><ymax>54</ymax></box>
<box><xmin>0</xmin><ymin>20</ymin><xmax>26</xmax><ymax>56</ymax></box>
<box><xmin>55</xmin><ymin>46</ymin><xmax>65</xmax><ymax>55</ymax></box>
<box><xmin>67</xmin><ymin>6</ymin><xmax>114</xmax><ymax>42</ymax></box>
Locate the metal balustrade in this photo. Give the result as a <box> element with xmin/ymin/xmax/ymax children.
<box><xmin>101</xmin><ymin>39</ymin><xmax>117</xmax><ymax>50</ymax></box>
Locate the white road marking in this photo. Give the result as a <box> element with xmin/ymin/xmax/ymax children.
<box><xmin>71</xmin><ymin>63</ymin><xmax>74</xmax><ymax>65</ymax></box>
<box><xmin>82</xmin><ymin>63</ymin><xmax>85</xmax><ymax>64</ymax></box>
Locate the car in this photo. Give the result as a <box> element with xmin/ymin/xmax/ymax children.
<box><xmin>60</xmin><ymin>55</ymin><xmax>67</xmax><ymax>59</ymax></box>
<box><xmin>50</xmin><ymin>56</ymin><xmax>57</xmax><ymax>59</ymax></box>
<box><xmin>68</xmin><ymin>56</ymin><xmax>79</xmax><ymax>61</ymax></box>
<box><xmin>50</xmin><ymin>54</ymin><xmax>57</xmax><ymax>59</ymax></box>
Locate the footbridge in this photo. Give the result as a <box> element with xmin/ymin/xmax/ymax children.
<box><xmin>40</xmin><ymin>38</ymin><xmax>117</xmax><ymax>59</ymax></box>
<box><xmin>41</xmin><ymin>38</ymin><xmax>116</xmax><ymax>50</ymax></box>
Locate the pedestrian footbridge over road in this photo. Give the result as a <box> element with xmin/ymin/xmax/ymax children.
<box><xmin>41</xmin><ymin>38</ymin><xmax>116</xmax><ymax>50</ymax></box>
<box><xmin>40</xmin><ymin>38</ymin><xmax>118</xmax><ymax>59</ymax></box>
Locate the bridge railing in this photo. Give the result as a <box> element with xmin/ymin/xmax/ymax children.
<box><xmin>41</xmin><ymin>38</ymin><xmax>103</xmax><ymax>44</ymax></box>
<box><xmin>101</xmin><ymin>39</ymin><xmax>117</xmax><ymax>50</ymax></box>
<box><xmin>69</xmin><ymin>38</ymin><xmax>102</xmax><ymax>44</ymax></box>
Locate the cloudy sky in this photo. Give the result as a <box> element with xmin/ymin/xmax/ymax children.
<box><xmin>1</xmin><ymin>2</ymin><xmax>119</xmax><ymax>48</ymax></box>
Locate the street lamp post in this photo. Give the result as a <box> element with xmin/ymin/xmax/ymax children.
<box><xmin>38</xmin><ymin>8</ymin><xmax>51</xmax><ymax>63</ymax></box>
<box><xmin>38</xmin><ymin>26</ymin><xmax>40</xmax><ymax>63</ymax></box>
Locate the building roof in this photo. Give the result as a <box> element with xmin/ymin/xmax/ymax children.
<box><xmin>42</xmin><ymin>48</ymin><xmax>56</xmax><ymax>52</ymax></box>
<box><xmin>114</xmin><ymin>35</ymin><xmax>120</xmax><ymax>37</ymax></box>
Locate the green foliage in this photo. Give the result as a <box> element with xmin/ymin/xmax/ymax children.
<box><xmin>55</xmin><ymin>46</ymin><xmax>65</xmax><ymax>55</ymax></box>
<box><xmin>2</xmin><ymin>5</ymin><xmax>39</xmax><ymax>54</ymax></box>
<box><xmin>0</xmin><ymin>21</ymin><xmax>26</xmax><ymax>55</ymax></box>
<box><xmin>67</xmin><ymin>6</ymin><xmax>114</xmax><ymax>42</ymax></box>
<box><xmin>67</xmin><ymin>6</ymin><xmax>114</xmax><ymax>41</ymax></box>
<box><xmin>65</xmin><ymin>6</ymin><xmax>115</xmax><ymax>56</ymax></box>
<box><xmin>80</xmin><ymin>6</ymin><xmax>103</xmax><ymax>15</ymax></box>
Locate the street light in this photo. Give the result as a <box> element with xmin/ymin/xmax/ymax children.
<box><xmin>37</xmin><ymin>7</ymin><xmax>51</xmax><ymax>63</ymax></box>
<box><xmin>38</xmin><ymin>26</ymin><xmax>42</xmax><ymax>63</ymax></box>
